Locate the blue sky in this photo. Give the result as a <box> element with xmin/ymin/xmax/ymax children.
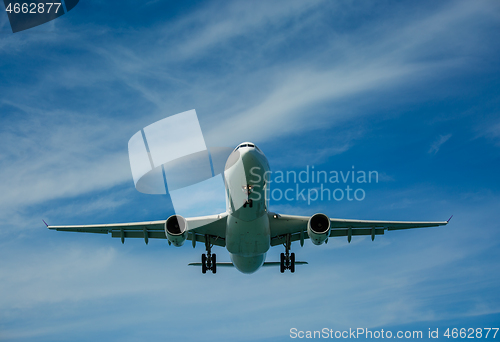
<box><xmin>1</xmin><ymin>0</ymin><xmax>500</xmax><ymax>341</ymax></box>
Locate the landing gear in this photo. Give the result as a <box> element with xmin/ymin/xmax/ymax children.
<box><xmin>280</xmin><ymin>234</ymin><xmax>296</xmax><ymax>273</ymax></box>
<box><xmin>201</xmin><ymin>254</ymin><xmax>207</xmax><ymax>274</ymax></box>
<box><xmin>280</xmin><ymin>253</ymin><xmax>285</xmax><ymax>273</ymax></box>
<box><xmin>201</xmin><ymin>235</ymin><xmax>216</xmax><ymax>274</ymax></box>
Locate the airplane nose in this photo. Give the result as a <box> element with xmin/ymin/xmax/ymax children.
<box><xmin>240</xmin><ymin>148</ymin><xmax>256</xmax><ymax>162</ymax></box>
<box><xmin>240</xmin><ymin>149</ymin><xmax>263</xmax><ymax>175</ymax></box>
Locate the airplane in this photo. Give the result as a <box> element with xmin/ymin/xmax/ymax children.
<box><xmin>47</xmin><ymin>142</ymin><xmax>451</xmax><ymax>274</ymax></box>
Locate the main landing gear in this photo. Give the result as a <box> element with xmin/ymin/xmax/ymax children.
<box><xmin>201</xmin><ymin>235</ymin><xmax>216</xmax><ymax>274</ymax></box>
<box><xmin>280</xmin><ymin>234</ymin><xmax>295</xmax><ymax>273</ymax></box>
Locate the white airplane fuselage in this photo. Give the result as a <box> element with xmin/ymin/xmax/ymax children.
<box><xmin>223</xmin><ymin>143</ymin><xmax>271</xmax><ymax>273</ymax></box>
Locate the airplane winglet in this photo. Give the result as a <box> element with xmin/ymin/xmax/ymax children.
<box><xmin>42</xmin><ymin>219</ymin><xmax>49</xmax><ymax>227</ymax></box>
<box><xmin>447</xmin><ymin>215</ymin><xmax>453</xmax><ymax>223</ymax></box>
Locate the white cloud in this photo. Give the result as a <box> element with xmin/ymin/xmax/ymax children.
<box><xmin>1</xmin><ymin>200</ymin><xmax>499</xmax><ymax>341</ymax></box>
<box><xmin>0</xmin><ymin>0</ymin><xmax>491</xmax><ymax>237</ymax></box>
<box><xmin>476</xmin><ymin>117</ymin><xmax>500</xmax><ymax>146</ymax></box>
<box><xmin>1</xmin><ymin>2</ymin><xmax>500</xmax><ymax>340</ymax></box>
<box><xmin>0</xmin><ymin>108</ymin><xmax>134</xmax><ymax>208</ymax></box>
<box><xmin>0</xmin><ymin>1</ymin><xmax>494</xmax><ymax>223</ymax></box>
<box><xmin>158</xmin><ymin>0</ymin><xmax>325</xmax><ymax>61</ymax></box>
<box><xmin>429</xmin><ymin>134</ymin><xmax>452</xmax><ymax>154</ymax></box>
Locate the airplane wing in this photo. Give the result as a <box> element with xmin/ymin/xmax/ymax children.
<box><xmin>46</xmin><ymin>213</ymin><xmax>228</xmax><ymax>247</ymax></box>
<box><xmin>268</xmin><ymin>212</ymin><xmax>450</xmax><ymax>247</ymax></box>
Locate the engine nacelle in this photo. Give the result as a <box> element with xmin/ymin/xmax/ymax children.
<box><xmin>165</xmin><ymin>215</ymin><xmax>188</xmax><ymax>247</ymax></box>
<box><xmin>307</xmin><ymin>213</ymin><xmax>331</xmax><ymax>245</ymax></box>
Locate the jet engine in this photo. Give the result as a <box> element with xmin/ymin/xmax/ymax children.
<box><xmin>165</xmin><ymin>215</ymin><xmax>188</xmax><ymax>247</ymax></box>
<box><xmin>307</xmin><ymin>213</ymin><xmax>331</xmax><ymax>245</ymax></box>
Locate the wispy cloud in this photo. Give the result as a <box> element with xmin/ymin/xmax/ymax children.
<box><xmin>429</xmin><ymin>134</ymin><xmax>452</xmax><ymax>154</ymax></box>
<box><xmin>1</xmin><ymin>198</ymin><xmax>499</xmax><ymax>341</ymax></box>
<box><xmin>0</xmin><ymin>104</ymin><xmax>134</xmax><ymax>206</ymax></box>
<box><xmin>0</xmin><ymin>0</ymin><xmax>495</xmax><ymax>226</ymax></box>
<box><xmin>485</xmin><ymin>121</ymin><xmax>500</xmax><ymax>139</ymax></box>
<box><xmin>476</xmin><ymin>117</ymin><xmax>500</xmax><ymax>146</ymax></box>
<box><xmin>1</xmin><ymin>1</ymin><xmax>500</xmax><ymax>340</ymax></box>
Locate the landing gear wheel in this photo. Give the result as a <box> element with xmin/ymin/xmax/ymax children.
<box><xmin>290</xmin><ymin>253</ymin><xmax>295</xmax><ymax>273</ymax></box>
<box><xmin>280</xmin><ymin>253</ymin><xmax>285</xmax><ymax>273</ymax></box>
<box><xmin>201</xmin><ymin>254</ymin><xmax>207</xmax><ymax>274</ymax></box>
<box><xmin>212</xmin><ymin>254</ymin><xmax>217</xmax><ymax>274</ymax></box>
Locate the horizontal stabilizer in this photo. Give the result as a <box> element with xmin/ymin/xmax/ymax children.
<box><xmin>188</xmin><ymin>262</ymin><xmax>234</xmax><ymax>267</ymax></box>
<box><xmin>262</xmin><ymin>261</ymin><xmax>308</xmax><ymax>267</ymax></box>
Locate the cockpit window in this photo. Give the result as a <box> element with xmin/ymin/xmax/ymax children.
<box><xmin>234</xmin><ymin>143</ymin><xmax>259</xmax><ymax>151</ymax></box>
